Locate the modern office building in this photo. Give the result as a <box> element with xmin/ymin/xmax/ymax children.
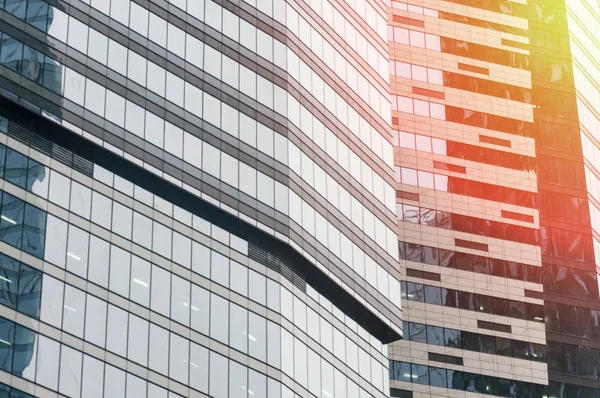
<box><xmin>0</xmin><ymin>0</ymin><xmax>404</xmax><ymax>397</ymax></box>
<box><xmin>389</xmin><ymin>0</ymin><xmax>600</xmax><ymax>397</ymax></box>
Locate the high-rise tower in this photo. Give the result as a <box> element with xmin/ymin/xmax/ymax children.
<box><xmin>0</xmin><ymin>0</ymin><xmax>403</xmax><ymax>397</ymax></box>
<box><xmin>389</xmin><ymin>1</ymin><xmax>600</xmax><ymax>397</ymax></box>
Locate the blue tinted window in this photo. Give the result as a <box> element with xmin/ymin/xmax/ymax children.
<box><xmin>0</xmin><ymin>34</ymin><xmax>23</xmax><ymax>73</ymax></box>
<box><xmin>0</xmin><ymin>192</ymin><xmax>24</xmax><ymax>248</ymax></box>
<box><xmin>464</xmin><ymin>373</ymin><xmax>483</xmax><ymax>393</ymax></box>
<box><xmin>25</xmin><ymin>158</ymin><xmax>46</xmax><ymax>193</ymax></box>
<box><xmin>25</xmin><ymin>0</ymin><xmax>49</xmax><ymax>31</ymax></box>
<box><xmin>0</xmin><ymin>145</ymin><xmax>5</xmax><ymax>178</ymax></box>
<box><xmin>11</xmin><ymin>390</ymin><xmax>34</xmax><ymax>398</ymax></box>
<box><xmin>483</xmin><ymin>375</ymin><xmax>499</xmax><ymax>395</ymax></box>
<box><xmin>0</xmin><ymin>254</ymin><xmax>18</xmax><ymax>310</ymax></box>
<box><xmin>426</xmin><ymin>325</ymin><xmax>443</xmax><ymax>346</ymax></box>
<box><xmin>447</xmin><ymin>369</ymin><xmax>463</xmax><ymax>390</ymax></box>
<box><xmin>17</xmin><ymin>264</ymin><xmax>41</xmax><ymax>318</ymax></box>
<box><xmin>4</xmin><ymin>0</ymin><xmax>26</xmax><ymax>19</ymax></box>
<box><xmin>430</xmin><ymin>367</ymin><xmax>447</xmax><ymax>388</ymax></box>
<box><xmin>21</xmin><ymin>45</ymin><xmax>44</xmax><ymax>84</ymax></box>
<box><xmin>444</xmin><ymin>328</ymin><xmax>461</xmax><ymax>348</ymax></box>
<box><xmin>406</xmin><ymin>282</ymin><xmax>424</xmax><ymax>302</ymax></box>
<box><xmin>4</xmin><ymin>149</ymin><xmax>27</xmax><ymax>188</ymax></box>
<box><xmin>408</xmin><ymin>323</ymin><xmax>427</xmax><ymax>343</ymax></box>
<box><xmin>0</xmin><ymin>383</ymin><xmax>8</xmax><ymax>398</ymax></box>
<box><xmin>424</xmin><ymin>285</ymin><xmax>441</xmax><ymax>305</ymax></box>
<box><xmin>390</xmin><ymin>361</ymin><xmax>412</xmax><ymax>382</ymax></box>
<box><xmin>41</xmin><ymin>59</ymin><xmax>62</xmax><ymax>94</ymax></box>
<box><xmin>22</xmin><ymin>203</ymin><xmax>45</xmax><ymax>257</ymax></box>
<box><xmin>411</xmin><ymin>363</ymin><xmax>429</xmax><ymax>385</ymax></box>
<box><xmin>0</xmin><ymin>318</ymin><xmax>14</xmax><ymax>372</ymax></box>
<box><xmin>12</xmin><ymin>324</ymin><xmax>35</xmax><ymax>378</ymax></box>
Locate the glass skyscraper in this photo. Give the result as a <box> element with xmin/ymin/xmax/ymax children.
<box><xmin>389</xmin><ymin>1</ymin><xmax>600</xmax><ymax>398</ymax></box>
<box><xmin>0</xmin><ymin>0</ymin><xmax>402</xmax><ymax>397</ymax></box>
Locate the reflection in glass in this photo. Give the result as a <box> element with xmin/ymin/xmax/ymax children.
<box><xmin>0</xmin><ymin>254</ymin><xmax>18</xmax><ymax>310</ymax></box>
<box><xmin>12</xmin><ymin>324</ymin><xmax>36</xmax><ymax>380</ymax></box>
<box><xmin>0</xmin><ymin>192</ymin><xmax>24</xmax><ymax>248</ymax></box>
<box><xmin>0</xmin><ymin>33</ymin><xmax>23</xmax><ymax>73</ymax></box>
<box><xmin>16</xmin><ymin>264</ymin><xmax>41</xmax><ymax>319</ymax></box>
<box><xmin>4</xmin><ymin>149</ymin><xmax>27</xmax><ymax>188</ymax></box>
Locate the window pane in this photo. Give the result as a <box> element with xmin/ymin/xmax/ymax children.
<box><xmin>127</xmin><ymin>315</ymin><xmax>148</xmax><ymax>366</ymax></box>
<box><xmin>66</xmin><ymin>225</ymin><xmax>88</xmax><ymax>278</ymax></box>
<box><xmin>191</xmin><ymin>284</ymin><xmax>209</xmax><ymax>336</ymax></box>
<box><xmin>210</xmin><ymin>294</ymin><xmax>229</xmax><ymax>344</ymax></box>
<box><xmin>189</xmin><ymin>343</ymin><xmax>209</xmax><ymax>393</ymax></box>
<box><xmin>209</xmin><ymin>352</ymin><xmax>228</xmax><ymax>398</ymax></box>
<box><xmin>58</xmin><ymin>345</ymin><xmax>82</xmax><ymax>398</ymax></box>
<box><xmin>170</xmin><ymin>275</ymin><xmax>190</xmax><ymax>326</ymax></box>
<box><xmin>48</xmin><ymin>170</ymin><xmax>71</xmax><ymax>209</ymax></box>
<box><xmin>35</xmin><ymin>336</ymin><xmax>59</xmax><ymax>390</ymax></box>
<box><xmin>249</xmin><ymin>312</ymin><xmax>266</xmax><ymax>362</ymax></box>
<box><xmin>148</xmin><ymin>324</ymin><xmax>169</xmax><ymax>376</ymax></box>
<box><xmin>16</xmin><ymin>263</ymin><xmax>41</xmax><ymax>319</ymax></box>
<box><xmin>0</xmin><ymin>254</ymin><xmax>18</xmax><ymax>310</ymax></box>
<box><xmin>84</xmin><ymin>295</ymin><xmax>106</xmax><ymax>348</ymax></box>
<box><xmin>211</xmin><ymin>251</ymin><xmax>229</xmax><ymax>288</ymax></box>
<box><xmin>4</xmin><ymin>149</ymin><xmax>27</xmax><ymax>188</ymax></box>
<box><xmin>150</xmin><ymin>266</ymin><xmax>170</xmax><ymax>317</ymax></box>
<box><xmin>12</xmin><ymin>324</ymin><xmax>36</xmax><ymax>380</ymax></box>
<box><xmin>0</xmin><ymin>318</ymin><xmax>14</xmax><ymax>372</ymax></box>
<box><xmin>44</xmin><ymin>215</ymin><xmax>67</xmax><ymax>268</ymax></box>
<box><xmin>229</xmin><ymin>304</ymin><xmax>247</xmax><ymax>354</ymax></box>
<box><xmin>62</xmin><ymin>285</ymin><xmax>85</xmax><ymax>338</ymax></box>
<box><xmin>81</xmin><ymin>356</ymin><xmax>104</xmax><ymax>398</ymax></box>
<box><xmin>109</xmin><ymin>245</ymin><xmax>130</xmax><ymax>298</ymax></box>
<box><xmin>69</xmin><ymin>181</ymin><xmax>91</xmax><ymax>220</ymax></box>
<box><xmin>106</xmin><ymin>305</ymin><xmax>128</xmax><ymax>357</ymax></box>
<box><xmin>409</xmin><ymin>323</ymin><xmax>427</xmax><ymax>343</ymax></box>
<box><xmin>0</xmin><ymin>192</ymin><xmax>24</xmax><ymax>248</ymax></box>
<box><xmin>412</xmin><ymin>363</ymin><xmax>429</xmax><ymax>385</ymax></box>
<box><xmin>427</xmin><ymin>325</ymin><xmax>444</xmax><ymax>346</ymax></box>
<box><xmin>22</xmin><ymin>204</ymin><xmax>45</xmax><ymax>258</ymax></box>
<box><xmin>40</xmin><ymin>274</ymin><xmax>63</xmax><ymax>328</ymax></box>
<box><xmin>430</xmin><ymin>367</ymin><xmax>447</xmax><ymax>388</ymax></box>
<box><xmin>88</xmin><ymin>236</ymin><xmax>109</xmax><ymax>288</ymax></box>
<box><xmin>104</xmin><ymin>365</ymin><xmax>125</xmax><ymax>398</ymax></box>
<box><xmin>130</xmin><ymin>256</ymin><xmax>150</xmax><ymax>307</ymax></box>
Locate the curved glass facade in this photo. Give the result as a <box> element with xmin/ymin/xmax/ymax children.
<box><xmin>0</xmin><ymin>0</ymin><xmax>402</xmax><ymax>395</ymax></box>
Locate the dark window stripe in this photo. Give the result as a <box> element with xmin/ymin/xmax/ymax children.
<box><xmin>443</xmin><ymin>71</ymin><xmax>532</xmax><ymax>104</ymax></box>
<box><xmin>432</xmin><ymin>161</ymin><xmax>466</xmax><ymax>174</ymax></box>
<box><xmin>501</xmin><ymin>210</ymin><xmax>534</xmax><ymax>223</ymax></box>
<box><xmin>441</xmin><ymin>37</ymin><xmax>530</xmax><ymax>70</ymax></box>
<box><xmin>479</xmin><ymin>134</ymin><xmax>511</xmax><ymax>147</ymax></box>
<box><xmin>392</xmin><ymin>15</ymin><xmax>425</xmax><ymax>28</ymax></box>
<box><xmin>438</xmin><ymin>10</ymin><xmax>528</xmax><ymax>37</ymax></box>
<box><xmin>438</xmin><ymin>0</ymin><xmax>528</xmax><ymax>18</ymax></box>
<box><xmin>428</xmin><ymin>352</ymin><xmax>464</xmax><ymax>366</ymax></box>
<box><xmin>457</xmin><ymin>62</ymin><xmax>489</xmax><ymax>75</ymax></box>
<box><xmin>412</xmin><ymin>86</ymin><xmax>445</xmax><ymax>100</ymax></box>
<box><xmin>398</xmin><ymin>203</ymin><xmax>540</xmax><ymax>245</ymax></box>
<box><xmin>477</xmin><ymin>320</ymin><xmax>512</xmax><ymax>334</ymax></box>
<box><xmin>406</xmin><ymin>268</ymin><xmax>441</xmax><ymax>282</ymax></box>
<box><xmin>396</xmin><ymin>190</ymin><xmax>420</xmax><ymax>201</ymax></box>
<box><xmin>455</xmin><ymin>238</ymin><xmax>488</xmax><ymax>251</ymax></box>
<box><xmin>445</xmin><ymin>105</ymin><xmax>534</xmax><ymax>137</ymax></box>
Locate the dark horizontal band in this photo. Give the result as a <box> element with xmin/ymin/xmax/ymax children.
<box><xmin>0</xmin><ymin>95</ymin><xmax>402</xmax><ymax>343</ymax></box>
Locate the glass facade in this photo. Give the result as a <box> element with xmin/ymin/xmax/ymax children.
<box><xmin>0</xmin><ymin>0</ymin><xmax>402</xmax><ymax>396</ymax></box>
<box><xmin>389</xmin><ymin>0</ymin><xmax>600</xmax><ymax>398</ymax></box>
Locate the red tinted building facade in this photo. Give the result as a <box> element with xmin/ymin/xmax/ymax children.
<box><xmin>389</xmin><ymin>1</ymin><xmax>600</xmax><ymax>397</ymax></box>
